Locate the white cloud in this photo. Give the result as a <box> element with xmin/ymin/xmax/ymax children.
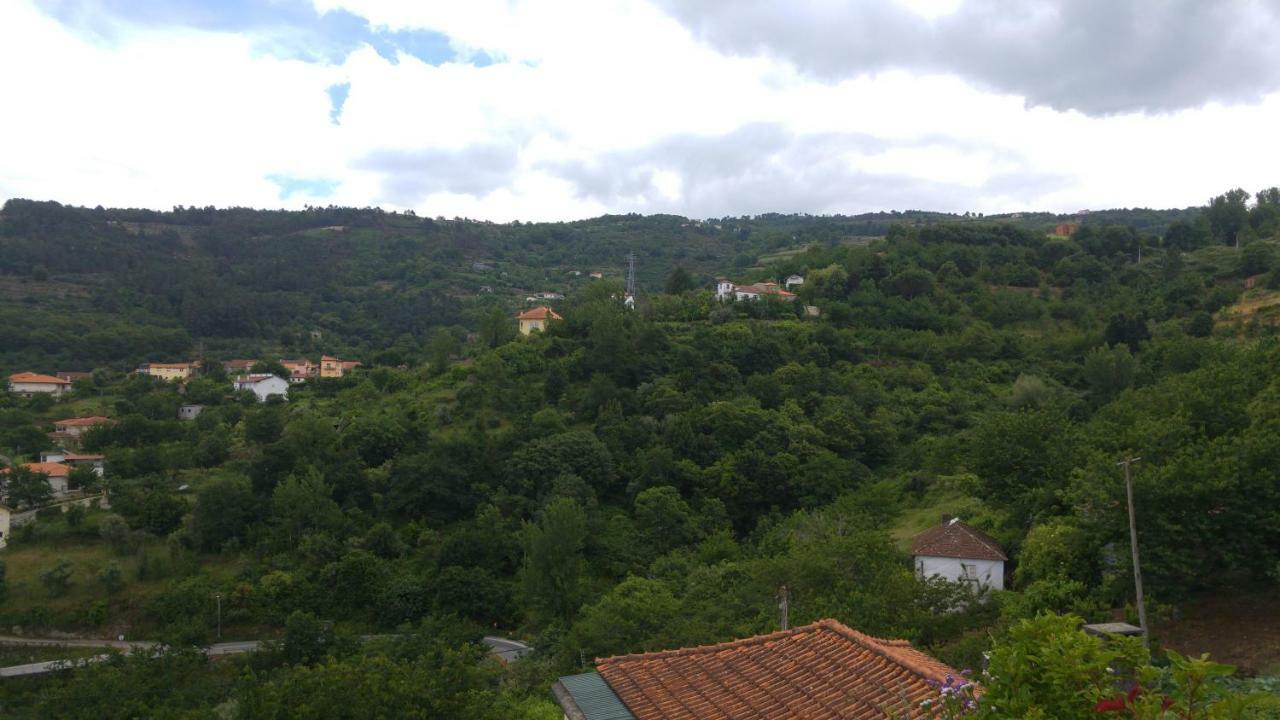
<box><xmin>1</xmin><ymin>0</ymin><xmax>1278</xmax><ymax>222</ymax></box>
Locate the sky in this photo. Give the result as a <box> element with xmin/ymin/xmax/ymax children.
<box><xmin>2</xmin><ymin>0</ymin><xmax>1279</xmax><ymax>222</ymax></box>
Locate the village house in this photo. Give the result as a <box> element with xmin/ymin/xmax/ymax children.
<box><xmin>40</xmin><ymin>451</ymin><xmax>105</xmax><ymax>477</ymax></box>
<box><xmin>3</xmin><ymin>462</ymin><xmax>73</xmax><ymax>496</ymax></box>
<box><xmin>912</xmin><ymin>518</ymin><xmax>1007</xmax><ymax>592</ymax></box>
<box><xmin>221</xmin><ymin>359</ymin><xmax>257</xmax><ymax>376</ymax></box>
<box><xmin>55</xmin><ymin>371</ymin><xmax>92</xmax><ymax>384</ymax></box>
<box><xmin>233</xmin><ymin>374</ymin><xmax>289</xmax><ymax>402</ymax></box>
<box><xmin>517</xmin><ymin>306</ymin><xmax>563</xmax><ymax>335</ymax></box>
<box><xmin>553</xmin><ymin>618</ymin><xmax>968</xmax><ymax>719</ymax></box>
<box><xmin>52</xmin><ymin>416</ymin><xmax>112</xmax><ymax>439</ymax></box>
<box><xmin>143</xmin><ymin>361</ymin><xmax>200</xmax><ymax>381</ymax></box>
<box><xmin>714</xmin><ymin>278</ymin><xmax>798</xmax><ymax>302</ymax></box>
<box><xmin>178</xmin><ymin>404</ymin><xmax>204</xmax><ymax>421</ymax></box>
<box><xmin>281</xmin><ymin>359</ymin><xmax>315</xmax><ymax>383</ymax></box>
<box><xmin>785</xmin><ymin>274</ymin><xmax>805</xmax><ymax>289</ymax></box>
<box><xmin>1052</xmin><ymin>222</ymin><xmax>1081</xmax><ymax>237</ymax></box>
<box><xmin>7</xmin><ymin>372</ymin><xmax>72</xmax><ymax>397</ymax></box>
<box><xmin>589</xmin><ymin>272</ymin><xmax>603</xmax><ymax>279</ymax></box>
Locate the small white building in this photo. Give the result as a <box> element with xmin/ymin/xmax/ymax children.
<box><xmin>178</xmin><ymin>404</ymin><xmax>205</xmax><ymax>421</ymax></box>
<box><xmin>912</xmin><ymin>518</ymin><xmax>1006</xmax><ymax>592</ymax></box>
<box><xmin>7</xmin><ymin>372</ymin><xmax>72</xmax><ymax>397</ymax></box>
<box><xmin>785</xmin><ymin>274</ymin><xmax>805</xmax><ymax>289</ymax></box>
<box><xmin>39</xmin><ymin>452</ymin><xmax>105</xmax><ymax>477</ymax></box>
<box><xmin>0</xmin><ymin>504</ymin><xmax>10</xmax><ymax>549</ymax></box>
<box><xmin>233</xmin><ymin>374</ymin><xmax>289</xmax><ymax>402</ymax></box>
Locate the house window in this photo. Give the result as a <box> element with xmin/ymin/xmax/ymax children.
<box><xmin>960</xmin><ymin>563</ymin><xmax>979</xmax><ymax>588</ymax></box>
<box><xmin>916</xmin><ymin>560</ymin><xmax>925</xmax><ymax>578</ymax></box>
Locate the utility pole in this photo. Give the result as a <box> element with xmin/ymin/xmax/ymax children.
<box><xmin>215</xmin><ymin>593</ymin><xmax>222</xmax><ymax>641</ymax></box>
<box><xmin>776</xmin><ymin>585</ymin><xmax>790</xmax><ymax>631</ymax></box>
<box><xmin>1119</xmin><ymin>457</ymin><xmax>1147</xmax><ymax>645</ymax></box>
<box><xmin>624</xmin><ymin>251</ymin><xmax>637</xmax><ymax>309</ymax></box>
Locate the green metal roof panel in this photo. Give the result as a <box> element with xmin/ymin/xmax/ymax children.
<box><xmin>557</xmin><ymin>672</ymin><xmax>635</xmax><ymax>720</ymax></box>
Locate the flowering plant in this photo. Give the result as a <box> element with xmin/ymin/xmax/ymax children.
<box><xmin>919</xmin><ymin>670</ymin><xmax>979</xmax><ymax>718</ymax></box>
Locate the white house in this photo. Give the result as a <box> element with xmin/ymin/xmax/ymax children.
<box><xmin>8</xmin><ymin>372</ymin><xmax>72</xmax><ymax>397</ymax></box>
<box><xmin>785</xmin><ymin>274</ymin><xmax>805</xmax><ymax>289</ymax></box>
<box><xmin>912</xmin><ymin>518</ymin><xmax>1007</xmax><ymax>592</ymax></box>
<box><xmin>715</xmin><ymin>278</ymin><xmax>798</xmax><ymax>303</ymax></box>
<box><xmin>233</xmin><ymin>374</ymin><xmax>289</xmax><ymax>402</ymax></box>
<box><xmin>39</xmin><ymin>452</ymin><xmax>105</xmax><ymax>477</ymax></box>
<box><xmin>0</xmin><ymin>504</ymin><xmax>10</xmax><ymax>549</ymax></box>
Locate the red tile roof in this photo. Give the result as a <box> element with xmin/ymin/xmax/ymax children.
<box><xmin>20</xmin><ymin>462</ymin><xmax>71</xmax><ymax>477</ymax></box>
<box><xmin>517</xmin><ymin>306</ymin><xmax>563</xmax><ymax>321</ymax></box>
<box><xmin>8</xmin><ymin>372</ymin><xmax>72</xmax><ymax>385</ymax></box>
<box><xmin>595</xmin><ymin>619</ymin><xmax>966</xmax><ymax>719</ymax></box>
<box><xmin>54</xmin><ymin>416</ymin><xmax>112</xmax><ymax>428</ymax></box>
<box><xmin>63</xmin><ymin>453</ymin><xmax>105</xmax><ymax>462</ymax></box>
<box><xmin>911</xmin><ymin>520</ymin><xmax>1007</xmax><ymax>562</ymax></box>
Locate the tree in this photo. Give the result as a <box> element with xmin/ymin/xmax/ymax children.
<box><xmin>136</xmin><ymin>492</ymin><xmax>185</xmax><ymax>537</ymax></box>
<box><xmin>633</xmin><ymin>486</ymin><xmax>701</xmax><ymax>559</ymax></box>
<box><xmin>272</xmin><ymin>469</ymin><xmax>343</xmax><ymax>546</ymax></box>
<box><xmin>519</xmin><ymin>497</ymin><xmax>587</xmax><ymax>624</ymax></box>
<box><xmin>664</xmin><ymin>266</ymin><xmax>695</xmax><ymax>295</ymax></box>
<box><xmin>1238</xmin><ymin>240</ymin><xmax>1274</xmax><ymax>276</ymax></box>
<box><xmin>283</xmin><ymin>610</ymin><xmax>333</xmax><ymax>666</ymax></box>
<box><xmin>1083</xmin><ymin>343</ymin><xmax>1136</xmax><ymax>406</ymax></box>
<box><xmin>190</xmin><ymin>478</ymin><xmax>257</xmax><ymax>551</ymax></box>
<box><xmin>1206</xmin><ymin>188</ymin><xmax>1250</xmax><ymax>246</ymax></box>
<box><xmin>68</xmin><ymin>464</ymin><xmax>98</xmax><ymax>492</ymax></box>
<box><xmin>6</xmin><ymin>466</ymin><xmax>52</xmax><ymax>509</ymax></box>
<box><xmin>41</xmin><ymin>558</ymin><xmax>74</xmax><ymax>598</ymax></box>
<box><xmin>426</xmin><ymin>327</ymin><xmax>460</xmax><ymax>375</ymax></box>
<box><xmin>98</xmin><ymin>562</ymin><xmax>124</xmax><ymax>594</ymax></box>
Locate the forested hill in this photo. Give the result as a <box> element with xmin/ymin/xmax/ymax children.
<box><xmin>0</xmin><ymin>198</ymin><xmax>1201</xmax><ymax>372</ymax></box>
<box><xmin>1</xmin><ymin>189</ymin><xmax>1279</xmax><ymax>715</ymax></box>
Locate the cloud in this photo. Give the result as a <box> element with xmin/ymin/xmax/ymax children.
<box><xmin>356</xmin><ymin>144</ymin><xmax>521</xmax><ymax>205</ymax></box>
<box><xmin>547</xmin><ymin>123</ymin><xmax>1069</xmax><ymax>216</ymax></box>
<box><xmin>655</xmin><ymin>0</ymin><xmax>1280</xmax><ymax>115</ymax></box>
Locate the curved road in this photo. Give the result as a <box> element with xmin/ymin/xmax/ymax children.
<box><xmin>0</xmin><ymin>636</ymin><xmax>526</xmax><ymax>678</ymax></box>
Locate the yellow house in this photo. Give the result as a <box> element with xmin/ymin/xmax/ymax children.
<box><xmin>320</xmin><ymin>356</ymin><xmax>343</xmax><ymax>378</ymax></box>
<box><xmin>517</xmin><ymin>306</ymin><xmax>563</xmax><ymax>335</ymax></box>
<box><xmin>145</xmin><ymin>362</ymin><xmax>199</xmax><ymax>381</ymax></box>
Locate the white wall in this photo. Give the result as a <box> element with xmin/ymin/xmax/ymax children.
<box><xmin>9</xmin><ymin>381</ymin><xmax>67</xmax><ymax>396</ymax></box>
<box><xmin>237</xmin><ymin>377</ymin><xmax>289</xmax><ymax>401</ymax></box>
<box><xmin>916</xmin><ymin>555</ymin><xmax>1004</xmax><ymax>591</ymax></box>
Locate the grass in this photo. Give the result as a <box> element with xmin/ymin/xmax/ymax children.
<box><xmin>0</xmin><ymin>509</ymin><xmax>249</xmax><ymax>637</ymax></box>
<box><xmin>888</xmin><ymin>485</ymin><xmax>989</xmax><ymax>552</ymax></box>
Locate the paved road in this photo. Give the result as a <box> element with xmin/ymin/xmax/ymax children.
<box><xmin>0</xmin><ymin>636</ymin><xmax>525</xmax><ymax>678</ymax></box>
<box><xmin>483</xmin><ymin>635</ymin><xmax>531</xmax><ymax>663</ymax></box>
<box><xmin>0</xmin><ymin>640</ymin><xmax>263</xmax><ymax>678</ymax></box>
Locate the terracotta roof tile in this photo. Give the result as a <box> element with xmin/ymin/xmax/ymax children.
<box><xmin>595</xmin><ymin>619</ymin><xmax>966</xmax><ymax>719</ymax></box>
<box><xmin>517</xmin><ymin>306</ymin><xmax>563</xmax><ymax>321</ymax></box>
<box><xmin>8</xmin><ymin>372</ymin><xmax>72</xmax><ymax>385</ymax></box>
<box><xmin>911</xmin><ymin>520</ymin><xmax>1007</xmax><ymax>562</ymax></box>
<box><xmin>53</xmin><ymin>416</ymin><xmax>112</xmax><ymax>428</ymax></box>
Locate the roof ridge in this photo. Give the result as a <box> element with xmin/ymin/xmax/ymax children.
<box><xmin>596</xmin><ymin>620</ymin><xmax>829</xmax><ymax>665</ymax></box>
<box><xmin>954</xmin><ymin>522</ymin><xmax>1007</xmax><ymax>560</ymax></box>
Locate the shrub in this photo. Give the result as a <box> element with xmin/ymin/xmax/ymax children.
<box><xmin>40</xmin><ymin>559</ymin><xmax>74</xmax><ymax>598</ymax></box>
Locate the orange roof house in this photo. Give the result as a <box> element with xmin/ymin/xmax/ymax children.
<box><xmin>517</xmin><ymin>306</ymin><xmax>563</xmax><ymax>335</ymax></box>
<box><xmin>554</xmin><ymin>619</ymin><xmax>970</xmax><ymax>720</ymax></box>
<box><xmin>8</xmin><ymin>372</ymin><xmax>72</xmax><ymax>397</ymax></box>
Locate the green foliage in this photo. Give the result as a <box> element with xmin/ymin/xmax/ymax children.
<box><xmin>979</xmin><ymin>613</ymin><xmax>1148</xmax><ymax>720</ymax></box>
<box><xmin>520</xmin><ymin>497</ymin><xmax>588</xmax><ymax>625</ymax></box>
<box><xmin>40</xmin><ymin>559</ymin><xmax>74</xmax><ymax>598</ymax></box>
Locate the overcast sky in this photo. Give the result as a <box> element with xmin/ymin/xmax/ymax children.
<box><xmin>3</xmin><ymin>0</ymin><xmax>1279</xmax><ymax>221</ymax></box>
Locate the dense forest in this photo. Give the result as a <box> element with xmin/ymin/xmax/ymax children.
<box><xmin>1</xmin><ymin>188</ymin><xmax>1279</xmax><ymax>717</ymax></box>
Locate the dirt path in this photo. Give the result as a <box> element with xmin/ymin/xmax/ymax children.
<box><xmin>1154</xmin><ymin>591</ymin><xmax>1280</xmax><ymax>676</ymax></box>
